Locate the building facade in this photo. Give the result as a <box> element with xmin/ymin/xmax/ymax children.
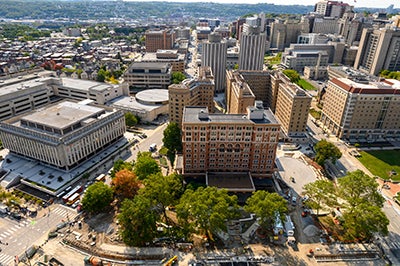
<box><xmin>354</xmin><ymin>28</ymin><xmax>400</xmax><ymax>76</ymax></box>
<box><xmin>0</xmin><ymin>101</ymin><xmax>125</xmax><ymax>170</ymax></box>
<box><xmin>202</xmin><ymin>33</ymin><xmax>227</xmax><ymax>93</ymax></box>
<box><xmin>141</xmin><ymin>50</ymin><xmax>185</xmax><ymax>73</ymax></box>
<box><xmin>273</xmin><ymin>72</ymin><xmax>312</xmax><ymax>139</ymax></box>
<box><xmin>321</xmin><ymin>78</ymin><xmax>400</xmax><ymax>142</ymax></box>
<box><xmin>124</xmin><ymin>62</ymin><xmax>171</xmax><ymax>91</ymax></box>
<box><xmin>182</xmin><ymin>106</ymin><xmax>280</xmax><ymax>177</ymax></box>
<box><xmin>238</xmin><ymin>26</ymin><xmax>266</xmax><ymax>71</ymax></box>
<box><xmin>226</xmin><ymin>70</ymin><xmax>255</xmax><ymax>114</ymax></box>
<box><xmin>168</xmin><ymin>67</ymin><xmax>214</xmax><ymax>125</ymax></box>
<box><xmin>0</xmin><ymin>73</ymin><xmax>129</xmax><ymax>121</ymax></box>
<box><xmin>145</xmin><ymin>29</ymin><xmax>175</xmax><ymax>52</ymax></box>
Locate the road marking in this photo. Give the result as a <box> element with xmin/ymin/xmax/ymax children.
<box><xmin>0</xmin><ymin>253</ymin><xmax>13</xmax><ymax>265</ymax></box>
<box><xmin>3</xmin><ymin>231</ymin><xmax>10</xmax><ymax>236</ymax></box>
<box><xmin>0</xmin><ymin>233</ymin><xmax>6</xmax><ymax>238</ymax></box>
<box><xmin>9</xmin><ymin>227</ymin><xmax>18</xmax><ymax>232</ymax></box>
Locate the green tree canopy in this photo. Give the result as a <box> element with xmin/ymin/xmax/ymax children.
<box><xmin>118</xmin><ymin>196</ymin><xmax>158</xmax><ymax>246</ymax></box>
<box><xmin>171</xmin><ymin>71</ymin><xmax>186</xmax><ymax>84</ymax></box>
<box><xmin>244</xmin><ymin>191</ymin><xmax>288</xmax><ymax>229</ymax></box>
<box><xmin>282</xmin><ymin>69</ymin><xmax>300</xmax><ymax>83</ymax></box>
<box><xmin>110</xmin><ymin>159</ymin><xmax>134</xmax><ymax>178</ymax></box>
<box><xmin>162</xmin><ymin>122</ymin><xmax>182</xmax><ymax>153</ymax></box>
<box><xmin>338</xmin><ymin>170</ymin><xmax>384</xmax><ymax>211</ymax></box>
<box><xmin>133</xmin><ymin>152</ymin><xmax>161</xmax><ymax>180</ymax></box>
<box><xmin>124</xmin><ymin>112</ymin><xmax>139</xmax><ymax>127</ymax></box>
<box><xmin>314</xmin><ymin>139</ymin><xmax>342</xmax><ymax>166</ymax></box>
<box><xmin>139</xmin><ymin>172</ymin><xmax>183</xmax><ymax>226</ymax></box>
<box><xmin>342</xmin><ymin>203</ymin><xmax>389</xmax><ymax>240</ymax></box>
<box><xmin>303</xmin><ymin>179</ymin><xmax>337</xmax><ymax>215</ymax></box>
<box><xmin>176</xmin><ymin>186</ymin><xmax>240</xmax><ymax>239</ymax></box>
<box><xmin>81</xmin><ymin>182</ymin><xmax>113</xmax><ymax>214</ymax></box>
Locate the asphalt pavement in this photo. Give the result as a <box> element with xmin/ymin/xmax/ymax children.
<box><xmin>0</xmin><ymin>204</ymin><xmax>77</xmax><ymax>265</ymax></box>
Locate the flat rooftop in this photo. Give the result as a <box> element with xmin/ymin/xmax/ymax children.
<box><xmin>183</xmin><ymin>106</ymin><xmax>279</xmax><ymax>125</ymax></box>
<box><xmin>61</xmin><ymin>77</ymin><xmax>113</xmax><ymax>92</ymax></box>
<box><xmin>19</xmin><ymin>101</ymin><xmax>103</xmax><ymax>130</ymax></box>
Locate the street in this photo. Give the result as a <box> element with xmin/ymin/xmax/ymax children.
<box><xmin>125</xmin><ymin>123</ymin><xmax>168</xmax><ymax>163</ymax></box>
<box><xmin>0</xmin><ymin>204</ymin><xmax>77</xmax><ymax>265</ymax></box>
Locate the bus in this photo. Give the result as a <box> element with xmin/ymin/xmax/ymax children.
<box><xmin>67</xmin><ymin>193</ymin><xmax>80</xmax><ymax>206</ymax></box>
<box><xmin>62</xmin><ymin>185</ymin><xmax>83</xmax><ymax>203</ymax></box>
<box><xmin>95</xmin><ymin>174</ymin><xmax>106</xmax><ymax>182</ymax></box>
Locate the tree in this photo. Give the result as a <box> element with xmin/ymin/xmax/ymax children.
<box><xmin>81</xmin><ymin>182</ymin><xmax>113</xmax><ymax>214</ymax></box>
<box><xmin>342</xmin><ymin>203</ymin><xmax>389</xmax><ymax>240</ymax></box>
<box><xmin>111</xmin><ymin>169</ymin><xmax>142</xmax><ymax>200</ymax></box>
<box><xmin>337</xmin><ymin>171</ymin><xmax>388</xmax><ymax>240</ymax></box>
<box><xmin>110</xmin><ymin>159</ymin><xmax>134</xmax><ymax>178</ymax></box>
<box><xmin>171</xmin><ymin>71</ymin><xmax>186</xmax><ymax>84</ymax></box>
<box><xmin>244</xmin><ymin>191</ymin><xmax>288</xmax><ymax>230</ymax></box>
<box><xmin>124</xmin><ymin>112</ymin><xmax>139</xmax><ymax>127</ymax></box>
<box><xmin>133</xmin><ymin>152</ymin><xmax>161</xmax><ymax>180</ymax></box>
<box><xmin>139</xmin><ymin>172</ymin><xmax>183</xmax><ymax>225</ymax></box>
<box><xmin>314</xmin><ymin>139</ymin><xmax>342</xmax><ymax>166</ymax></box>
<box><xmin>338</xmin><ymin>170</ymin><xmax>384</xmax><ymax>211</ymax></box>
<box><xmin>162</xmin><ymin>122</ymin><xmax>182</xmax><ymax>153</ymax></box>
<box><xmin>96</xmin><ymin>68</ymin><xmax>107</xmax><ymax>82</ymax></box>
<box><xmin>303</xmin><ymin>180</ymin><xmax>337</xmax><ymax>215</ymax></box>
<box><xmin>118</xmin><ymin>196</ymin><xmax>158</xmax><ymax>246</ymax></box>
<box><xmin>282</xmin><ymin>69</ymin><xmax>300</xmax><ymax>83</ymax></box>
<box><xmin>176</xmin><ymin>187</ymin><xmax>239</xmax><ymax>239</ymax></box>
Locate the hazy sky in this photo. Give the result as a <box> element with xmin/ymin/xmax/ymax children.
<box><xmin>126</xmin><ymin>0</ymin><xmax>399</xmax><ymax>9</ymax></box>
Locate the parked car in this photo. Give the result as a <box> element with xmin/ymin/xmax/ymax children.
<box><xmin>10</xmin><ymin>211</ymin><xmax>21</xmax><ymax>220</ymax></box>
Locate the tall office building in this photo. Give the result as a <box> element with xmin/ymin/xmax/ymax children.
<box><xmin>168</xmin><ymin>67</ymin><xmax>214</xmax><ymax>126</ymax></box>
<box><xmin>181</xmin><ymin>105</ymin><xmax>280</xmax><ymax>178</ymax></box>
<box><xmin>226</xmin><ymin>70</ymin><xmax>273</xmax><ymax>114</ymax></box>
<box><xmin>145</xmin><ymin>29</ymin><xmax>175</xmax><ymax>52</ymax></box>
<box><xmin>202</xmin><ymin>33</ymin><xmax>227</xmax><ymax>93</ymax></box>
<box><xmin>226</xmin><ymin>70</ymin><xmax>255</xmax><ymax>114</ymax></box>
<box><xmin>354</xmin><ymin>28</ymin><xmax>400</xmax><ymax>76</ymax></box>
<box><xmin>273</xmin><ymin>72</ymin><xmax>312</xmax><ymax>140</ymax></box>
<box><xmin>238</xmin><ymin>25</ymin><xmax>266</xmax><ymax>71</ymax></box>
<box><xmin>321</xmin><ymin>78</ymin><xmax>400</xmax><ymax>142</ymax></box>
<box><xmin>314</xmin><ymin>1</ymin><xmax>353</xmax><ymax>18</ymax></box>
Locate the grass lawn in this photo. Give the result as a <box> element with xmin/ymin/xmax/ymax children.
<box><xmin>298</xmin><ymin>79</ymin><xmax>316</xmax><ymax>91</ymax></box>
<box><xmin>358</xmin><ymin>150</ymin><xmax>400</xmax><ymax>181</ymax></box>
<box><xmin>159</xmin><ymin>157</ymin><xmax>168</xmax><ymax>167</ymax></box>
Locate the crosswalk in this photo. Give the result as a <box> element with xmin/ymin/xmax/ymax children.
<box><xmin>0</xmin><ymin>252</ymin><xmax>13</xmax><ymax>266</ymax></box>
<box><xmin>0</xmin><ymin>205</ymin><xmax>76</xmax><ymax>266</ymax></box>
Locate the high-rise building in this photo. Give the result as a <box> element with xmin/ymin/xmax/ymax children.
<box><xmin>269</xmin><ymin>18</ymin><xmax>309</xmax><ymax>51</ymax></box>
<box><xmin>273</xmin><ymin>72</ymin><xmax>312</xmax><ymax>140</ymax></box>
<box><xmin>168</xmin><ymin>67</ymin><xmax>214</xmax><ymax>126</ymax></box>
<box><xmin>145</xmin><ymin>29</ymin><xmax>175</xmax><ymax>52</ymax></box>
<box><xmin>314</xmin><ymin>1</ymin><xmax>353</xmax><ymax>18</ymax></box>
<box><xmin>226</xmin><ymin>70</ymin><xmax>255</xmax><ymax>114</ymax></box>
<box><xmin>202</xmin><ymin>33</ymin><xmax>227</xmax><ymax>93</ymax></box>
<box><xmin>321</xmin><ymin>78</ymin><xmax>400</xmax><ymax>142</ymax></box>
<box><xmin>238</xmin><ymin>25</ymin><xmax>267</xmax><ymax>70</ymax></box>
<box><xmin>226</xmin><ymin>70</ymin><xmax>272</xmax><ymax>114</ymax></box>
<box><xmin>181</xmin><ymin>105</ymin><xmax>280</xmax><ymax>178</ymax></box>
<box><xmin>354</xmin><ymin>28</ymin><xmax>400</xmax><ymax>76</ymax></box>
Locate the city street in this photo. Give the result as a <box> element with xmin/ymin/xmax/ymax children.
<box><xmin>125</xmin><ymin>123</ymin><xmax>168</xmax><ymax>163</ymax></box>
<box><xmin>0</xmin><ymin>204</ymin><xmax>77</xmax><ymax>265</ymax></box>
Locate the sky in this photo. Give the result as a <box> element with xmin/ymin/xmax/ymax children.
<box><xmin>125</xmin><ymin>0</ymin><xmax>399</xmax><ymax>9</ymax></box>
